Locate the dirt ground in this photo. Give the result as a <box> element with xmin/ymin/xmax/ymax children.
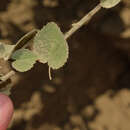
<box><xmin>0</xmin><ymin>0</ymin><xmax>130</xmax><ymax>130</ymax></box>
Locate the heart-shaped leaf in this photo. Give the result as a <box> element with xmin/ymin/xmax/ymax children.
<box><xmin>100</xmin><ymin>0</ymin><xmax>121</xmax><ymax>8</ymax></box>
<box><xmin>33</xmin><ymin>22</ymin><xmax>69</xmax><ymax>69</ymax></box>
<box><xmin>11</xmin><ymin>49</ymin><xmax>37</xmax><ymax>72</ymax></box>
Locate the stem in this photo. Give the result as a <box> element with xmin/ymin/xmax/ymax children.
<box><xmin>0</xmin><ymin>70</ymin><xmax>15</xmax><ymax>84</ymax></box>
<box><xmin>65</xmin><ymin>4</ymin><xmax>101</xmax><ymax>39</ymax></box>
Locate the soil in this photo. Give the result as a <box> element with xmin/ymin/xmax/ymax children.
<box><xmin>0</xmin><ymin>0</ymin><xmax>130</xmax><ymax>130</ymax></box>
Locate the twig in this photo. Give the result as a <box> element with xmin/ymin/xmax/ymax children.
<box><xmin>65</xmin><ymin>4</ymin><xmax>101</xmax><ymax>39</ymax></box>
<box><xmin>0</xmin><ymin>70</ymin><xmax>15</xmax><ymax>84</ymax></box>
<box><xmin>0</xmin><ymin>4</ymin><xmax>101</xmax><ymax>83</ymax></box>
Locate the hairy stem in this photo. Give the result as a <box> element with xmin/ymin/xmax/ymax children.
<box><xmin>65</xmin><ymin>4</ymin><xmax>101</xmax><ymax>39</ymax></box>
<box><xmin>0</xmin><ymin>70</ymin><xmax>15</xmax><ymax>84</ymax></box>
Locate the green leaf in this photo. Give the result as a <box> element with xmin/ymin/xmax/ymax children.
<box><xmin>14</xmin><ymin>29</ymin><xmax>38</xmax><ymax>51</ymax></box>
<box><xmin>11</xmin><ymin>49</ymin><xmax>37</xmax><ymax>72</ymax></box>
<box><xmin>0</xmin><ymin>42</ymin><xmax>15</xmax><ymax>60</ymax></box>
<box><xmin>33</xmin><ymin>37</ymin><xmax>49</xmax><ymax>64</ymax></box>
<box><xmin>0</xmin><ymin>85</ymin><xmax>12</xmax><ymax>96</ymax></box>
<box><xmin>33</xmin><ymin>22</ymin><xmax>69</xmax><ymax>69</ymax></box>
<box><xmin>12</xmin><ymin>48</ymin><xmax>37</xmax><ymax>60</ymax></box>
<box><xmin>12</xmin><ymin>59</ymin><xmax>36</xmax><ymax>72</ymax></box>
<box><xmin>100</xmin><ymin>0</ymin><xmax>121</xmax><ymax>8</ymax></box>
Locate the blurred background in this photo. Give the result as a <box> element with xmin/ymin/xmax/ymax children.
<box><xmin>0</xmin><ymin>0</ymin><xmax>130</xmax><ymax>130</ymax></box>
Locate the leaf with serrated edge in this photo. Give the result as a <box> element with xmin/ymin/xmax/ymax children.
<box><xmin>11</xmin><ymin>48</ymin><xmax>37</xmax><ymax>60</ymax></box>
<box><xmin>33</xmin><ymin>29</ymin><xmax>50</xmax><ymax>63</ymax></box>
<box><xmin>100</xmin><ymin>0</ymin><xmax>121</xmax><ymax>8</ymax></box>
<box><xmin>11</xmin><ymin>49</ymin><xmax>37</xmax><ymax>72</ymax></box>
<box><xmin>47</xmin><ymin>23</ymin><xmax>68</xmax><ymax>69</ymax></box>
<box><xmin>0</xmin><ymin>42</ymin><xmax>15</xmax><ymax>60</ymax></box>
<box><xmin>12</xmin><ymin>59</ymin><xmax>36</xmax><ymax>72</ymax></box>
<box><xmin>33</xmin><ymin>22</ymin><xmax>69</xmax><ymax>69</ymax></box>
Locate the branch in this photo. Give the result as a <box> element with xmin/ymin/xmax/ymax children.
<box><xmin>65</xmin><ymin>4</ymin><xmax>101</xmax><ymax>39</ymax></box>
<box><xmin>0</xmin><ymin>4</ymin><xmax>102</xmax><ymax>83</ymax></box>
<box><xmin>0</xmin><ymin>70</ymin><xmax>15</xmax><ymax>84</ymax></box>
